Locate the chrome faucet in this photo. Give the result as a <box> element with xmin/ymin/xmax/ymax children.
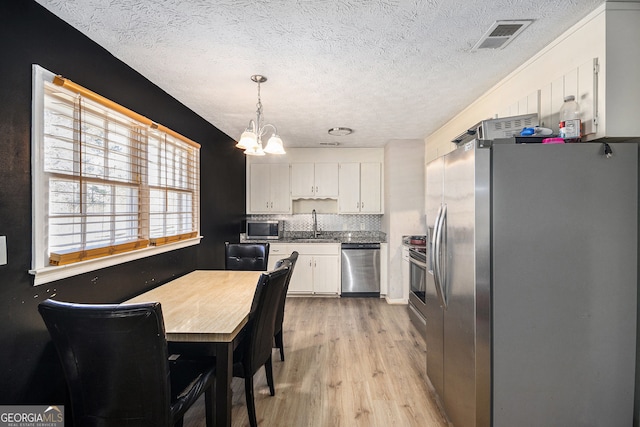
<box><xmin>312</xmin><ymin>209</ymin><xmax>321</xmax><ymax>238</ymax></box>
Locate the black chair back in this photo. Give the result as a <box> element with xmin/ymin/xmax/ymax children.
<box><xmin>233</xmin><ymin>261</ymin><xmax>290</xmax><ymax>427</ymax></box>
<box><xmin>273</xmin><ymin>251</ymin><xmax>299</xmax><ymax>361</ymax></box>
<box><xmin>38</xmin><ymin>299</ymin><xmax>215</xmax><ymax>427</ymax></box>
<box><xmin>39</xmin><ymin>300</ymin><xmax>172</xmax><ymax>426</ymax></box>
<box><xmin>225</xmin><ymin>242</ymin><xmax>270</xmax><ymax>271</ymax></box>
<box><xmin>243</xmin><ymin>260</ymin><xmax>290</xmax><ymax>372</ymax></box>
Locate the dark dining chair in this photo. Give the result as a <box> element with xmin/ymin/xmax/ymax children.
<box><xmin>273</xmin><ymin>251</ymin><xmax>299</xmax><ymax>361</ymax></box>
<box><xmin>38</xmin><ymin>299</ymin><xmax>215</xmax><ymax>427</ymax></box>
<box><xmin>233</xmin><ymin>260</ymin><xmax>290</xmax><ymax>427</ymax></box>
<box><xmin>225</xmin><ymin>242</ymin><xmax>270</xmax><ymax>271</ymax></box>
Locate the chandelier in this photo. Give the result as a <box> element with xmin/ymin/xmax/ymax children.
<box><xmin>235</xmin><ymin>75</ymin><xmax>285</xmax><ymax>156</ymax></box>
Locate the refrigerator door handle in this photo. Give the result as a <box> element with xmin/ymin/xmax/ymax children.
<box><xmin>434</xmin><ymin>204</ymin><xmax>448</xmax><ymax>309</ymax></box>
<box><xmin>430</xmin><ymin>205</ymin><xmax>443</xmax><ymax>272</ymax></box>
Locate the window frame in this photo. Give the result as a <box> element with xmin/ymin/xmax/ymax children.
<box><xmin>30</xmin><ymin>65</ymin><xmax>201</xmax><ymax>286</ymax></box>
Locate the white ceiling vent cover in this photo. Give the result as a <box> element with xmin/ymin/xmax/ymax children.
<box><xmin>472</xmin><ymin>20</ymin><xmax>533</xmax><ymax>51</ymax></box>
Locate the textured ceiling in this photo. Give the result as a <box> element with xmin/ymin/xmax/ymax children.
<box><xmin>35</xmin><ymin>0</ymin><xmax>608</xmax><ymax>149</ymax></box>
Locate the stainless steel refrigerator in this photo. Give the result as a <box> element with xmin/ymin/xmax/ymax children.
<box><xmin>425</xmin><ymin>140</ymin><xmax>637</xmax><ymax>427</ymax></box>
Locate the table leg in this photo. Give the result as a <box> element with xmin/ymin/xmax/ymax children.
<box><xmin>214</xmin><ymin>342</ymin><xmax>233</xmax><ymax>427</ymax></box>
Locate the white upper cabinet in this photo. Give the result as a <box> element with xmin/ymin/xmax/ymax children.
<box><xmin>248</xmin><ymin>163</ymin><xmax>291</xmax><ymax>213</ymax></box>
<box><xmin>526</xmin><ymin>58</ymin><xmax>598</xmax><ymax>138</ymax></box>
<box><xmin>425</xmin><ymin>3</ymin><xmax>640</xmax><ymax>163</ymax></box>
<box><xmin>291</xmin><ymin>162</ymin><xmax>339</xmax><ymax>198</ymax></box>
<box><xmin>338</xmin><ymin>163</ymin><xmax>360</xmax><ymax>213</ymax></box>
<box><xmin>338</xmin><ymin>162</ymin><xmax>382</xmax><ymax>214</ymax></box>
<box><xmin>247</xmin><ymin>148</ymin><xmax>383</xmax><ymax>215</ymax></box>
<box><xmin>359</xmin><ymin>162</ymin><xmax>382</xmax><ymax>213</ymax></box>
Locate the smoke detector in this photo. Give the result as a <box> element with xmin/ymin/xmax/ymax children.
<box><xmin>471</xmin><ymin>20</ymin><xmax>533</xmax><ymax>51</ymax></box>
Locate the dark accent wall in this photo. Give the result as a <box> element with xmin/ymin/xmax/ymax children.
<box><xmin>0</xmin><ymin>1</ymin><xmax>246</xmax><ymax>404</ymax></box>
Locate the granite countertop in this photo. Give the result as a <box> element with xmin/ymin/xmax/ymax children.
<box><xmin>241</xmin><ymin>231</ymin><xmax>386</xmax><ymax>244</ymax></box>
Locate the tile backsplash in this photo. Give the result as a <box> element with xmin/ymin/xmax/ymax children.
<box><xmin>247</xmin><ymin>214</ymin><xmax>382</xmax><ymax>232</ymax></box>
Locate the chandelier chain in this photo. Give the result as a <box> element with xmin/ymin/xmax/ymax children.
<box><xmin>256</xmin><ymin>81</ymin><xmax>263</xmax><ymax>136</ymax></box>
<box><xmin>236</xmin><ymin>74</ymin><xmax>285</xmax><ymax>155</ymax></box>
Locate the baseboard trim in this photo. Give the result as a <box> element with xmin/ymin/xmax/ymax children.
<box><xmin>384</xmin><ymin>296</ymin><xmax>408</xmax><ymax>305</ymax></box>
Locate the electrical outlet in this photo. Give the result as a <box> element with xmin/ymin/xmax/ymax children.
<box><xmin>0</xmin><ymin>236</ymin><xmax>6</xmax><ymax>266</ymax></box>
<box><xmin>360</xmin><ymin>222</ymin><xmax>365</xmax><ymax>231</ymax></box>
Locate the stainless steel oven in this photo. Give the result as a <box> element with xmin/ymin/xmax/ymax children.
<box><xmin>408</xmin><ymin>246</ymin><xmax>427</xmax><ymax>338</ymax></box>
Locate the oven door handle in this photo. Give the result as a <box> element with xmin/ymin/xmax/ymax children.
<box><xmin>433</xmin><ymin>204</ymin><xmax>447</xmax><ymax>309</ymax></box>
<box><xmin>409</xmin><ymin>255</ymin><xmax>427</xmax><ymax>269</ymax></box>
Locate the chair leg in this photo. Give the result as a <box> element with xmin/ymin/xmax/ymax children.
<box><xmin>244</xmin><ymin>374</ymin><xmax>258</xmax><ymax>427</ymax></box>
<box><xmin>274</xmin><ymin>330</ymin><xmax>285</xmax><ymax>361</ymax></box>
<box><xmin>265</xmin><ymin>355</ymin><xmax>275</xmax><ymax>396</ymax></box>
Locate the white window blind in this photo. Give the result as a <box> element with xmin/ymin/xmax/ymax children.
<box><xmin>32</xmin><ymin>65</ymin><xmax>200</xmax><ymax>273</ymax></box>
<box><xmin>147</xmin><ymin>129</ymin><xmax>199</xmax><ymax>244</ymax></box>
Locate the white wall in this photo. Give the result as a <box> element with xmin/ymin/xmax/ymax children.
<box><xmin>383</xmin><ymin>139</ymin><xmax>426</xmax><ymax>303</ymax></box>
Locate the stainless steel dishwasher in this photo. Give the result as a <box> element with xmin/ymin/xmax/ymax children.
<box><xmin>341</xmin><ymin>243</ymin><xmax>380</xmax><ymax>297</ymax></box>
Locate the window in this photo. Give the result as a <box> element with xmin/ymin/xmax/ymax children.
<box><xmin>31</xmin><ymin>65</ymin><xmax>200</xmax><ymax>285</ymax></box>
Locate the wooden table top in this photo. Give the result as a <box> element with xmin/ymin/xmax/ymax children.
<box><xmin>125</xmin><ymin>270</ymin><xmax>262</xmax><ymax>343</ymax></box>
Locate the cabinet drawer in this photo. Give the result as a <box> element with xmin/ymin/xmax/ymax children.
<box><xmin>289</xmin><ymin>243</ymin><xmax>340</xmax><ymax>256</ymax></box>
<box><xmin>269</xmin><ymin>244</ymin><xmax>291</xmax><ymax>256</ymax></box>
<box><xmin>267</xmin><ymin>244</ymin><xmax>291</xmax><ymax>270</ymax></box>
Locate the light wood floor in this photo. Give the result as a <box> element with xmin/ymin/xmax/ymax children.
<box><xmin>183</xmin><ymin>297</ymin><xmax>449</xmax><ymax>427</ymax></box>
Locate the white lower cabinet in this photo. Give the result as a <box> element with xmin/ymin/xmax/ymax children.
<box><xmin>292</xmin><ymin>254</ymin><xmax>339</xmax><ymax>294</ymax></box>
<box><xmin>267</xmin><ymin>243</ymin><xmax>340</xmax><ymax>295</ymax></box>
<box><xmin>267</xmin><ymin>244</ymin><xmax>291</xmax><ymax>270</ymax></box>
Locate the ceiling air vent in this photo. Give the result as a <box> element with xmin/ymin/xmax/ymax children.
<box><xmin>472</xmin><ymin>20</ymin><xmax>533</xmax><ymax>51</ymax></box>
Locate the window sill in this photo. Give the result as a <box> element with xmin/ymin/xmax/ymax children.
<box><xmin>29</xmin><ymin>236</ymin><xmax>202</xmax><ymax>286</ymax></box>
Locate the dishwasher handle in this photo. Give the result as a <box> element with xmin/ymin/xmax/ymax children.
<box><xmin>341</xmin><ymin>243</ymin><xmax>381</xmax><ymax>250</ymax></box>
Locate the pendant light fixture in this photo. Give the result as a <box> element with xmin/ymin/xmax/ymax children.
<box><xmin>236</xmin><ymin>75</ymin><xmax>285</xmax><ymax>156</ymax></box>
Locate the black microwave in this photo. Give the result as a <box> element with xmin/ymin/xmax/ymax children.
<box><xmin>246</xmin><ymin>220</ymin><xmax>282</xmax><ymax>240</ymax></box>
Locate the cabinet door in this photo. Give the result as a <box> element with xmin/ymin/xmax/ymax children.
<box><xmin>268</xmin><ymin>244</ymin><xmax>290</xmax><ymax>271</ymax></box>
<box><xmin>290</xmin><ymin>163</ymin><xmax>315</xmax><ymax>197</ymax></box>
<box><xmin>313</xmin><ymin>255</ymin><xmax>340</xmax><ymax>294</ymax></box>
<box><xmin>578</xmin><ymin>58</ymin><xmax>597</xmax><ymax>138</ymax></box>
<box><xmin>359</xmin><ymin>162</ymin><xmax>381</xmax><ymax>213</ymax></box>
<box><xmin>314</xmin><ymin>163</ymin><xmax>339</xmax><ymax>197</ymax></box>
<box><xmin>269</xmin><ymin>164</ymin><xmax>291</xmax><ymax>213</ymax></box>
<box><xmin>338</xmin><ymin>163</ymin><xmax>361</xmax><ymax>213</ymax></box>
<box><xmin>249</xmin><ymin>163</ymin><xmax>271</xmax><ymax>213</ymax></box>
<box><xmin>288</xmin><ymin>254</ymin><xmax>314</xmax><ymax>294</ymax></box>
